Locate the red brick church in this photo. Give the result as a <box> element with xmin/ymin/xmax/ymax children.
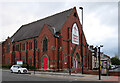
<box><xmin>2</xmin><ymin>7</ymin><xmax>92</xmax><ymax>72</ymax></box>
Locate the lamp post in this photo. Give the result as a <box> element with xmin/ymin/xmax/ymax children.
<box><xmin>98</xmin><ymin>45</ymin><xmax>103</xmax><ymax>80</ymax></box>
<box><xmin>33</xmin><ymin>38</ymin><xmax>36</xmax><ymax>74</ymax></box>
<box><xmin>79</xmin><ymin>7</ymin><xmax>84</xmax><ymax>74</ymax></box>
<box><xmin>54</xmin><ymin>34</ymin><xmax>60</xmax><ymax>72</ymax></box>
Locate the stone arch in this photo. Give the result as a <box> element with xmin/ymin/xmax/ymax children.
<box><xmin>41</xmin><ymin>54</ymin><xmax>49</xmax><ymax>69</ymax></box>
<box><xmin>73</xmin><ymin>52</ymin><xmax>80</xmax><ymax>68</ymax></box>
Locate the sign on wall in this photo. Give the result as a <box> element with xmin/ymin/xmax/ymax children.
<box><xmin>17</xmin><ymin>60</ymin><xmax>23</xmax><ymax>65</ymax></box>
<box><xmin>72</xmin><ymin>23</ymin><xmax>79</xmax><ymax>45</ymax></box>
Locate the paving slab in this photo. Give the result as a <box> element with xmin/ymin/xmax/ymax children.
<box><xmin>29</xmin><ymin>71</ymin><xmax>119</xmax><ymax>82</ymax></box>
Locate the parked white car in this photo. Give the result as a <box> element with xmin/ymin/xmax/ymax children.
<box><xmin>111</xmin><ymin>65</ymin><xmax>116</xmax><ymax>69</ymax></box>
<box><xmin>10</xmin><ymin>65</ymin><xmax>28</xmax><ymax>74</ymax></box>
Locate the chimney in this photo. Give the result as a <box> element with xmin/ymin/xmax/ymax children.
<box><xmin>89</xmin><ymin>45</ymin><xmax>94</xmax><ymax>49</ymax></box>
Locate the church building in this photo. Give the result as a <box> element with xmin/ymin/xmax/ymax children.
<box><xmin>2</xmin><ymin>7</ymin><xmax>92</xmax><ymax>72</ymax></box>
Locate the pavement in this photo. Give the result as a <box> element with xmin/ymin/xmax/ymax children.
<box><xmin>1</xmin><ymin>69</ymin><xmax>120</xmax><ymax>82</ymax></box>
<box><xmin>29</xmin><ymin>70</ymin><xmax>120</xmax><ymax>82</ymax></box>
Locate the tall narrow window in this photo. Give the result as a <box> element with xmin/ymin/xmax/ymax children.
<box><xmin>22</xmin><ymin>43</ymin><xmax>25</xmax><ymax>51</ymax></box>
<box><xmin>7</xmin><ymin>58</ymin><xmax>10</xmax><ymax>64</ymax></box>
<box><xmin>6</xmin><ymin>42</ymin><xmax>10</xmax><ymax>53</ymax></box>
<box><xmin>43</xmin><ymin>37</ymin><xmax>48</xmax><ymax>52</ymax></box>
<box><xmin>29</xmin><ymin>56</ymin><xmax>32</xmax><ymax>66</ymax></box>
<box><xmin>35</xmin><ymin>40</ymin><xmax>37</xmax><ymax>49</ymax></box>
<box><xmin>29</xmin><ymin>42</ymin><xmax>32</xmax><ymax>50</ymax></box>
<box><xmin>15</xmin><ymin>57</ymin><xmax>19</xmax><ymax>64</ymax></box>
<box><xmin>16</xmin><ymin>44</ymin><xmax>19</xmax><ymax>51</ymax></box>
<box><xmin>22</xmin><ymin>56</ymin><xmax>25</xmax><ymax>64</ymax></box>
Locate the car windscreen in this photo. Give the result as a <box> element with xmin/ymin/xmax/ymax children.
<box><xmin>18</xmin><ymin>66</ymin><xmax>22</xmax><ymax>68</ymax></box>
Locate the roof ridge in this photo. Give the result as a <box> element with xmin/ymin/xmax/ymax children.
<box><xmin>11</xmin><ymin>7</ymin><xmax>75</xmax><ymax>42</ymax></box>
<box><xmin>22</xmin><ymin>7</ymin><xmax>74</xmax><ymax>27</ymax></box>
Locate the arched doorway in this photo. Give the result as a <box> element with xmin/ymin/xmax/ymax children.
<box><xmin>43</xmin><ymin>56</ymin><xmax>48</xmax><ymax>69</ymax></box>
<box><xmin>73</xmin><ymin>56</ymin><xmax>78</xmax><ymax>68</ymax></box>
<box><xmin>73</xmin><ymin>53</ymin><xmax>80</xmax><ymax>69</ymax></box>
<box><xmin>41</xmin><ymin>55</ymin><xmax>49</xmax><ymax>69</ymax></box>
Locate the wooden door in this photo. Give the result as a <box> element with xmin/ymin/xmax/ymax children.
<box><xmin>43</xmin><ymin>56</ymin><xmax>48</xmax><ymax>69</ymax></box>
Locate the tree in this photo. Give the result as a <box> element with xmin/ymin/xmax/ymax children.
<box><xmin>111</xmin><ymin>56</ymin><xmax>120</xmax><ymax>65</ymax></box>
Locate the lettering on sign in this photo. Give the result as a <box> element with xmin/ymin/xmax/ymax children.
<box><xmin>72</xmin><ymin>23</ymin><xmax>79</xmax><ymax>45</ymax></box>
<box><xmin>17</xmin><ymin>60</ymin><xmax>23</xmax><ymax>65</ymax></box>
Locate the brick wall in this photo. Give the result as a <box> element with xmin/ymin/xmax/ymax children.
<box><xmin>109</xmin><ymin>71</ymin><xmax>120</xmax><ymax>76</ymax></box>
<box><xmin>84</xmin><ymin>70</ymin><xmax>120</xmax><ymax>76</ymax></box>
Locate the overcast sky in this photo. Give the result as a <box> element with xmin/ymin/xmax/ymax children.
<box><xmin>0</xmin><ymin>1</ymin><xmax>119</xmax><ymax>58</ymax></box>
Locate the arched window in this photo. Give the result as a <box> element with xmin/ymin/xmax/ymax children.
<box><xmin>43</xmin><ymin>37</ymin><xmax>48</xmax><ymax>52</ymax></box>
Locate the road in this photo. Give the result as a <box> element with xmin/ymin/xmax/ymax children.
<box><xmin>1</xmin><ymin>69</ymin><xmax>118</xmax><ymax>83</ymax></box>
<box><xmin>2</xmin><ymin>70</ymin><xmax>69</xmax><ymax>81</ymax></box>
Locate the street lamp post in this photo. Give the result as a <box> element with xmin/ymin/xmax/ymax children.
<box><xmin>79</xmin><ymin>7</ymin><xmax>84</xmax><ymax>74</ymax></box>
<box><xmin>33</xmin><ymin>38</ymin><xmax>36</xmax><ymax>74</ymax></box>
<box><xmin>98</xmin><ymin>45</ymin><xmax>103</xmax><ymax>80</ymax></box>
<box><xmin>54</xmin><ymin>34</ymin><xmax>60</xmax><ymax>72</ymax></box>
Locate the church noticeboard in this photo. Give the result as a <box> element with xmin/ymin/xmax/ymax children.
<box><xmin>17</xmin><ymin>60</ymin><xmax>23</xmax><ymax>65</ymax></box>
<box><xmin>72</xmin><ymin>23</ymin><xmax>79</xmax><ymax>45</ymax></box>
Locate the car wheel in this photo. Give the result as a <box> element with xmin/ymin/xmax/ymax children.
<box><xmin>18</xmin><ymin>70</ymin><xmax>21</xmax><ymax>74</ymax></box>
<box><xmin>10</xmin><ymin>70</ymin><xmax>13</xmax><ymax>73</ymax></box>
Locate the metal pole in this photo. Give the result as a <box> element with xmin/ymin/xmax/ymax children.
<box><xmin>14</xmin><ymin>43</ymin><xmax>16</xmax><ymax>64</ymax></box>
<box><xmin>26</xmin><ymin>41</ymin><xmax>29</xmax><ymax>70</ymax></box>
<box><xmin>34</xmin><ymin>38</ymin><xmax>36</xmax><ymax>74</ymax></box>
<box><xmin>79</xmin><ymin>7</ymin><xmax>84</xmax><ymax>74</ymax></box>
<box><xmin>98</xmin><ymin>47</ymin><xmax>101</xmax><ymax>80</ymax></box>
<box><xmin>67</xmin><ymin>27</ymin><xmax>71</xmax><ymax>75</ymax></box>
<box><xmin>57</xmin><ymin>37</ymin><xmax>59</xmax><ymax>72</ymax></box>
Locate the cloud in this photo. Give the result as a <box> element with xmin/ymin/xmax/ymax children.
<box><xmin>0</xmin><ymin>2</ymin><xmax>118</xmax><ymax>58</ymax></box>
<box><xmin>0</xmin><ymin>2</ymin><xmax>66</xmax><ymax>40</ymax></box>
<box><xmin>78</xmin><ymin>2</ymin><xmax>118</xmax><ymax>57</ymax></box>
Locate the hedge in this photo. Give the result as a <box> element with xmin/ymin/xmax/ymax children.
<box><xmin>1</xmin><ymin>64</ymin><xmax>36</xmax><ymax>70</ymax></box>
<box><xmin>21</xmin><ymin>64</ymin><xmax>36</xmax><ymax>70</ymax></box>
<box><xmin>1</xmin><ymin>64</ymin><xmax>12</xmax><ymax>69</ymax></box>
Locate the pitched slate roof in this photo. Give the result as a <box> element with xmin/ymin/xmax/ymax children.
<box><xmin>11</xmin><ymin>8</ymin><xmax>74</xmax><ymax>42</ymax></box>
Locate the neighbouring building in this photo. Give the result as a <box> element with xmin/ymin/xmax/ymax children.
<box><xmin>101</xmin><ymin>53</ymin><xmax>111</xmax><ymax>69</ymax></box>
<box><xmin>2</xmin><ymin>7</ymin><xmax>92</xmax><ymax>72</ymax></box>
<box><xmin>89</xmin><ymin>45</ymin><xmax>111</xmax><ymax>70</ymax></box>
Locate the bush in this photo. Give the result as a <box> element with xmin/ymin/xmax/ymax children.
<box><xmin>21</xmin><ymin>64</ymin><xmax>36</xmax><ymax>70</ymax></box>
<box><xmin>21</xmin><ymin>64</ymin><xmax>27</xmax><ymax>68</ymax></box>
<box><xmin>28</xmin><ymin>65</ymin><xmax>36</xmax><ymax>70</ymax></box>
<box><xmin>2</xmin><ymin>64</ymin><xmax>12</xmax><ymax>69</ymax></box>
